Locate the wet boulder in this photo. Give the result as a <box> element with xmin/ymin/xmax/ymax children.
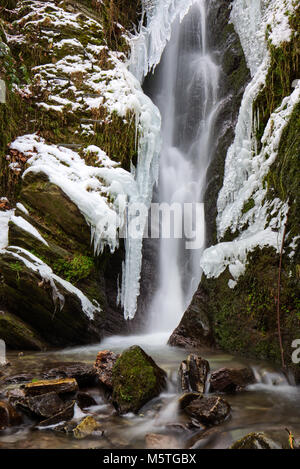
<box><xmin>230</xmin><ymin>432</ymin><xmax>280</xmax><ymax>449</ymax></box>
<box><xmin>178</xmin><ymin>392</ymin><xmax>202</xmax><ymax>410</ymax></box>
<box><xmin>94</xmin><ymin>350</ymin><xmax>120</xmax><ymax>389</ymax></box>
<box><xmin>37</xmin><ymin>401</ymin><xmax>75</xmax><ymax>428</ymax></box>
<box><xmin>210</xmin><ymin>367</ymin><xmax>255</xmax><ymax>393</ymax></box>
<box><xmin>111</xmin><ymin>346</ymin><xmax>167</xmax><ymax>414</ymax></box>
<box><xmin>0</xmin><ymin>401</ymin><xmax>22</xmax><ymax>429</ymax></box>
<box><xmin>17</xmin><ymin>392</ymin><xmax>66</xmax><ymax>419</ymax></box>
<box><xmin>179</xmin><ymin>354</ymin><xmax>210</xmax><ymax>394</ymax></box>
<box><xmin>22</xmin><ymin>378</ymin><xmax>78</xmax><ymax>396</ymax></box>
<box><xmin>184</xmin><ymin>395</ymin><xmax>230</xmax><ymax>426</ymax></box>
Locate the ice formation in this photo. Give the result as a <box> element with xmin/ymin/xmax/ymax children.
<box><xmin>11</xmin><ymin>215</ymin><xmax>49</xmax><ymax>246</ymax></box>
<box><xmin>129</xmin><ymin>0</ymin><xmax>198</xmax><ymax>82</ymax></box>
<box><xmin>200</xmin><ymin>0</ymin><xmax>299</xmax><ymax>287</ymax></box>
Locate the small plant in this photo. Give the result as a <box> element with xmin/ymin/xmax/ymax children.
<box><xmin>53</xmin><ymin>254</ymin><xmax>94</xmax><ymax>284</ymax></box>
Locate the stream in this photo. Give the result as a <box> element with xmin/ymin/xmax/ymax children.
<box><xmin>1</xmin><ymin>334</ymin><xmax>300</xmax><ymax>449</ymax></box>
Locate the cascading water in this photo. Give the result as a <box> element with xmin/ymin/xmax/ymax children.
<box><xmin>146</xmin><ymin>0</ymin><xmax>221</xmax><ymax>333</ymax></box>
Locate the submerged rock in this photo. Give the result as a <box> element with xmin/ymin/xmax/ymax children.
<box><xmin>145</xmin><ymin>433</ymin><xmax>181</xmax><ymax>449</ymax></box>
<box><xmin>184</xmin><ymin>396</ymin><xmax>230</xmax><ymax>426</ymax></box>
<box><xmin>23</xmin><ymin>378</ymin><xmax>78</xmax><ymax>396</ymax></box>
<box><xmin>179</xmin><ymin>354</ymin><xmax>210</xmax><ymax>394</ymax></box>
<box><xmin>210</xmin><ymin>367</ymin><xmax>255</xmax><ymax>393</ymax></box>
<box><xmin>94</xmin><ymin>350</ymin><xmax>120</xmax><ymax>389</ymax></box>
<box><xmin>230</xmin><ymin>432</ymin><xmax>280</xmax><ymax>449</ymax></box>
<box><xmin>73</xmin><ymin>416</ymin><xmax>103</xmax><ymax>439</ymax></box>
<box><xmin>0</xmin><ymin>401</ymin><xmax>22</xmax><ymax>429</ymax></box>
<box><xmin>111</xmin><ymin>346</ymin><xmax>167</xmax><ymax>414</ymax></box>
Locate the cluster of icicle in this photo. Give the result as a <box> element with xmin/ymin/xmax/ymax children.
<box><xmin>200</xmin><ymin>0</ymin><xmax>299</xmax><ymax>288</ymax></box>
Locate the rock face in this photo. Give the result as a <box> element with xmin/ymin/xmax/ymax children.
<box><xmin>184</xmin><ymin>396</ymin><xmax>231</xmax><ymax>426</ymax></box>
<box><xmin>230</xmin><ymin>432</ymin><xmax>280</xmax><ymax>450</ymax></box>
<box><xmin>210</xmin><ymin>367</ymin><xmax>255</xmax><ymax>393</ymax></box>
<box><xmin>94</xmin><ymin>350</ymin><xmax>120</xmax><ymax>389</ymax></box>
<box><xmin>169</xmin><ymin>291</ymin><xmax>214</xmax><ymax>349</ymax></box>
<box><xmin>179</xmin><ymin>354</ymin><xmax>210</xmax><ymax>394</ymax></box>
<box><xmin>23</xmin><ymin>378</ymin><xmax>78</xmax><ymax>396</ymax></box>
<box><xmin>111</xmin><ymin>346</ymin><xmax>167</xmax><ymax>414</ymax></box>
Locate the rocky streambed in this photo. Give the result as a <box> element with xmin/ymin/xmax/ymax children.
<box><xmin>0</xmin><ymin>335</ymin><xmax>300</xmax><ymax>450</ymax></box>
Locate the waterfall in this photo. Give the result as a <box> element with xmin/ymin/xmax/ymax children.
<box><xmin>146</xmin><ymin>0</ymin><xmax>221</xmax><ymax>332</ymax></box>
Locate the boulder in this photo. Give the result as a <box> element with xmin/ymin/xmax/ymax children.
<box><xmin>184</xmin><ymin>396</ymin><xmax>230</xmax><ymax>426</ymax></box>
<box><xmin>42</xmin><ymin>363</ymin><xmax>96</xmax><ymax>387</ymax></box>
<box><xmin>0</xmin><ymin>401</ymin><xmax>22</xmax><ymax>429</ymax></box>
<box><xmin>168</xmin><ymin>291</ymin><xmax>214</xmax><ymax>349</ymax></box>
<box><xmin>73</xmin><ymin>416</ymin><xmax>103</xmax><ymax>439</ymax></box>
<box><xmin>0</xmin><ymin>310</ymin><xmax>47</xmax><ymax>351</ymax></box>
<box><xmin>111</xmin><ymin>346</ymin><xmax>167</xmax><ymax>414</ymax></box>
<box><xmin>94</xmin><ymin>350</ymin><xmax>120</xmax><ymax>389</ymax></box>
<box><xmin>37</xmin><ymin>401</ymin><xmax>75</xmax><ymax>427</ymax></box>
<box><xmin>230</xmin><ymin>432</ymin><xmax>280</xmax><ymax>449</ymax></box>
<box><xmin>210</xmin><ymin>367</ymin><xmax>255</xmax><ymax>393</ymax></box>
<box><xmin>23</xmin><ymin>378</ymin><xmax>78</xmax><ymax>396</ymax></box>
<box><xmin>179</xmin><ymin>354</ymin><xmax>210</xmax><ymax>394</ymax></box>
<box><xmin>145</xmin><ymin>433</ymin><xmax>181</xmax><ymax>449</ymax></box>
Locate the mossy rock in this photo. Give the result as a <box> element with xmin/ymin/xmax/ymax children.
<box><xmin>0</xmin><ymin>251</ymin><xmax>104</xmax><ymax>348</ymax></box>
<box><xmin>20</xmin><ymin>172</ymin><xmax>91</xmax><ymax>248</ymax></box>
<box><xmin>111</xmin><ymin>345</ymin><xmax>167</xmax><ymax>414</ymax></box>
<box><xmin>0</xmin><ymin>310</ymin><xmax>47</xmax><ymax>351</ymax></box>
<box><xmin>73</xmin><ymin>416</ymin><xmax>103</xmax><ymax>439</ymax></box>
<box><xmin>230</xmin><ymin>432</ymin><xmax>280</xmax><ymax>449</ymax></box>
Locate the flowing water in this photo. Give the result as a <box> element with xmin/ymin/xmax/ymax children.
<box><xmin>1</xmin><ymin>336</ymin><xmax>300</xmax><ymax>449</ymax></box>
<box><xmin>145</xmin><ymin>0</ymin><xmax>221</xmax><ymax>333</ymax></box>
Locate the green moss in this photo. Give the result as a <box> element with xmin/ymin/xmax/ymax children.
<box><xmin>53</xmin><ymin>254</ymin><xmax>94</xmax><ymax>284</ymax></box>
<box><xmin>112</xmin><ymin>346</ymin><xmax>166</xmax><ymax>414</ymax></box>
<box><xmin>254</xmin><ymin>7</ymin><xmax>299</xmax><ymax>147</ymax></box>
<box><xmin>241</xmin><ymin>198</ymin><xmax>255</xmax><ymax>215</ymax></box>
<box><xmin>202</xmin><ymin>245</ymin><xmax>300</xmax><ymax>376</ymax></box>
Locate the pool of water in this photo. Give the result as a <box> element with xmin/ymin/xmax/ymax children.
<box><xmin>0</xmin><ymin>333</ymin><xmax>299</xmax><ymax>449</ymax></box>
